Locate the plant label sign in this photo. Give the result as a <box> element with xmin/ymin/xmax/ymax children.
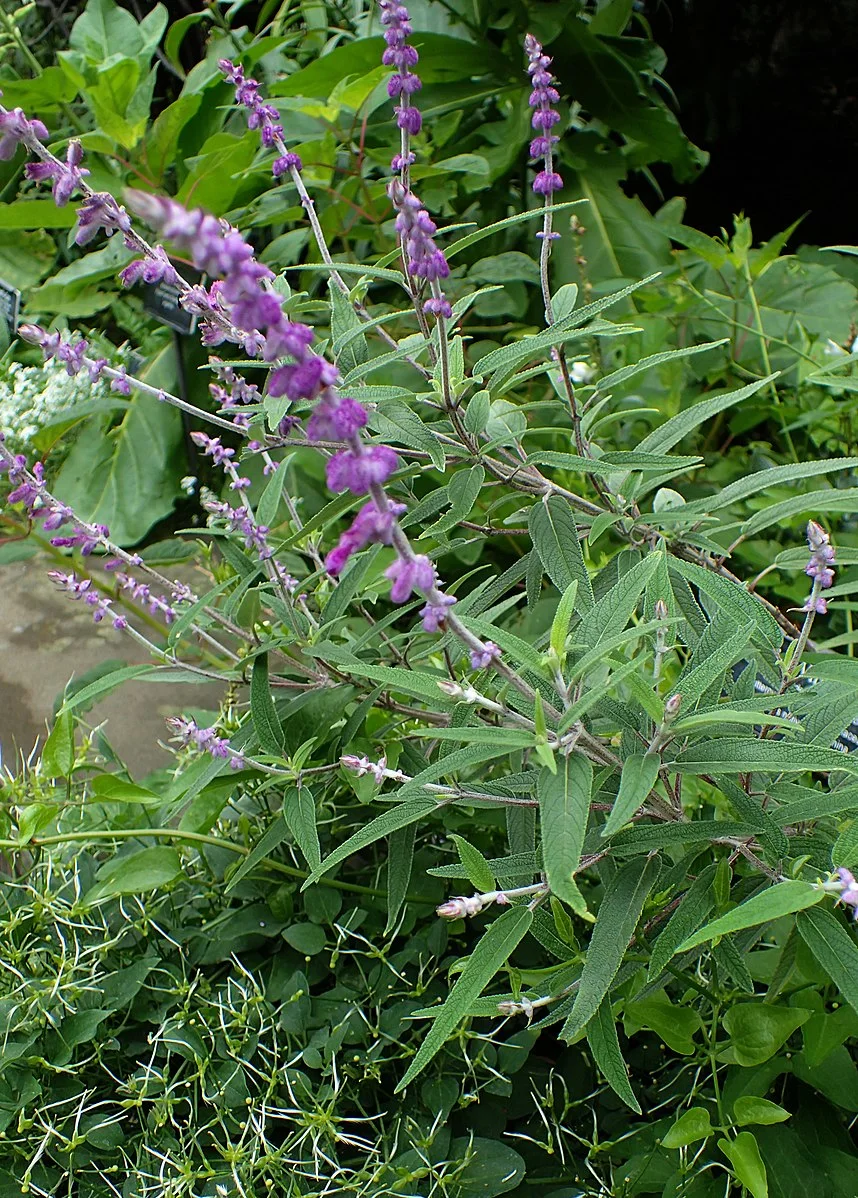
<box><xmin>0</xmin><ymin>277</ymin><xmax>21</xmax><ymax>342</ymax></box>
<box><xmin>142</xmin><ymin>276</ymin><xmax>198</xmax><ymax>336</ymax></box>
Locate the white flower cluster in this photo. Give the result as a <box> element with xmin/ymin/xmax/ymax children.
<box><xmin>0</xmin><ymin>357</ymin><xmax>110</xmax><ymax>453</ymax></box>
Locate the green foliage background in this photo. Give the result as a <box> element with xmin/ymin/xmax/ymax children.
<box><xmin>3</xmin><ymin>2</ymin><xmax>858</xmax><ymax>1197</ymax></box>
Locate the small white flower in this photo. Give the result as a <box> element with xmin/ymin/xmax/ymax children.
<box><xmin>569</xmin><ymin>360</ymin><xmax>596</xmax><ymax>385</ymax></box>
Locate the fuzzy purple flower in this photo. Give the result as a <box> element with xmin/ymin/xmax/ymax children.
<box><xmin>420</xmin><ymin>594</ymin><xmax>457</xmax><ymax>632</ymax></box>
<box><xmin>120</xmin><ymin>246</ymin><xmax>180</xmax><ymax>288</ymax></box>
<box><xmin>48</xmin><ymin>571</ymin><xmax>127</xmax><ymax>630</ymax></box>
<box><xmin>802</xmin><ymin>520</ymin><xmax>835</xmax><ymax>615</ymax></box>
<box><xmin>379</xmin><ymin>1</ymin><xmax>423</xmax><ymax>147</ymax></box>
<box><xmin>470</xmin><ymin>641</ymin><xmax>501</xmax><ymax>670</ymax></box>
<box><xmin>74</xmin><ymin>192</ymin><xmax>132</xmax><ymax>246</ymax></box>
<box><xmin>306</xmin><ymin>396</ymin><xmax>369</xmax><ymax>442</ymax></box>
<box><xmin>385</xmin><ymin>553</ymin><xmax>434</xmax><ymax>603</ymax></box>
<box><xmin>219</xmin><ymin>60</ymin><xmax>301</xmax><ymax>178</ymax></box>
<box><xmin>0</xmin><ymin>105</ymin><xmax>48</xmax><ymax>160</ymax></box>
<box><xmin>25</xmin><ymin>139</ymin><xmax>89</xmax><ymax>206</ymax></box>
<box><xmin>167</xmin><ymin>715</ymin><xmax>245</xmax><ymax>770</ymax></box>
<box><xmin>326</xmin><ymin>445</ymin><xmax>399</xmax><ymax>495</ymax></box>
<box><xmin>389</xmin><ymin>181</ymin><xmax>450</xmax><ymax>282</ymax></box>
<box><xmin>268</xmin><ymin>355</ymin><xmax>339</xmax><ymax>402</ymax></box>
<box><xmin>324</xmin><ymin>499</ymin><xmax>407</xmax><ymax>576</ymax></box>
<box><xmin>524</xmin><ymin>34</ymin><xmax>563</xmax><ymax>196</ymax></box>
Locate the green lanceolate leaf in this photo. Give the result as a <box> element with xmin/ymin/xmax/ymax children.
<box><xmin>385</xmin><ymin>824</ymin><xmax>416</xmax><ymax>934</ymax></box>
<box><xmin>636</xmin><ymin>375</ymin><xmax>775</xmax><ymax>455</ymax></box>
<box><xmin>41</xmin><ymin>711</ymin><xmax>75</xmax><ymax>778</ymax></box>
<box><xmin>561</xmin><ymin>855</ymin><xmax>660</xmax><ymax>1041</ymax></box>
<box><xmin>672</xmin><ymin>739</ymin><xmax>858</xmax><ymax>775</ymax></box>
<box><xmin>283</xmin><ymin>785</ymin><xmax>321</xmax><ymax>872</ymax></box>
<box><xmin>250</xmin><ymin>653</ymin><xmax>284</xmax><ymax>755</ymax></box>
<box><xmin>647</xmin><ymin>863</ymin><xmax>716</xmax><ymax>980</ymax></box>
<box><xmin>672</xmin><ymin>625</ymin><xmax>752</xmax><ymax>708</ymax></box>
<box><xmin>539</xmin><ymin>755</ymin><xmax>592</xmax><ymax>914</ymax></box>
<box><xmin>528</xmin><ymin>497</ymin><xmax>594</xmax><ymax>609</ymax></box>
<box><xmin>303</xmin><ymin>797</ymin><xmax>440</xmax><ymax>889</ymax></box>
<box><xmin>677</xmin><ymin>881</ymin><xmax>823</xmax><ymax>952</ymax></box>
<box><xmin>451</xmin><ymin>835</ymin><xmax>495</xmax><ymax>893</ymax></box>
<box><xmin>602</xmin><ymin>753</ymin><xmax>660</xmax><ymax>838</ymax></box>
<box><xmin>796</xmin><ymin>905</ymin><xmax>858</xmax><ymax>1018</ymax></box>
<box><xmin>577</xmin><ymin>554</ymin><xmax>661</xmax><ymax>650</ymax></box>
<box><xmin>395</xmin><ymin>904</ymin><xmax>533</xmax><ymax>1091</ymax></box>
<box><xmin>683</xmin><ymin>457</ymin><xmax>858</xmax><ymax>515</ymax></box>
<box><xmin>550</xmin><ymin>579</ymin><xmax>578</xmax><ymax>662</ymax></box>
<box><xmin>586</xmin><ymin>996</ymin><xmax>641</xmax><ymax>1113</ymax></box>
<box><xmin>225</xmin><ymin>815</ymin><xmax>290</xmax><ymax>893</ymax></box>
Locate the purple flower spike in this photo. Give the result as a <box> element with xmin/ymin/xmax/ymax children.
<box><xmin>802</xmin><ymin>520</ymin><xmax>835</xmax><ymax>615</ymax></box>
<box><xmin>385</xmin><ymin>553</ymin><xmax>435</xmax><ymax>603</ymax></box>
<box><xmin>524</xmin><ymin>34</ymin><xmax>564</xmax><ymax>198</ymax></box>
<box><xmin>470</xmin><ymin>641</ymin><xmax>501</xmax><ymax>670</ymax></box>
<box><xmin>324</xmin><ymin>500</ymin><xmax>407</xmax><ymax>576</ymax></box>
<box><xmin>379</xmin><ymin>1</ymin><xmax>422</xmax><ymax>153</ymax></box>
<box><xmin>326</xmin><ymin>445</ymin><xmax>399</xmax><ymax>495</ymax></box>
<box><xmin>218</xmin><ymin>59</ymin><xmax>299</xmax><ymax>179</ymax></box>
<box><xmin>306</xmin><ymin>396</ymin><xmax>369</xmax><ymax>442</ymax></box>
<box><xmin>25</xmin><ymin>139</ymin><xmax>89</xmax><ymax>206</ymax></box>
<box><xmin>420</xmin><ymin>594</ymin><xmax>456</xmax><ymax>632</ymax></box>
<box><xmin>0</xmin><ymin>106</ymin><xmax>49</xmax><ymax>160</ymax></box>
<box><xmin>74</xmin><ymin>192</ymin><xmax>132</xmax><ymax>246</ymax></box>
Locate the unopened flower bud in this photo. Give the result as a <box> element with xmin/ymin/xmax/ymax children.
<box><xmin>436</xmin><ymin>894</ymin><xmax>484</xmax><ymax>919</ymax></box>
<box><xmin>664</xmin><ymin>694</ymin><xmax>682</xmax><ymax>721</ymax></box>
<box><xmin>654</xmin><ymin>599</ymin><xmax>668</xmax><ymax>621</ymax></box>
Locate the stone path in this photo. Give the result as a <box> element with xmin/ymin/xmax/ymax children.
<box><xmin>0</xmin><ymin>556</ymin><xmax>223</xmax><ymax>779</ymax></box>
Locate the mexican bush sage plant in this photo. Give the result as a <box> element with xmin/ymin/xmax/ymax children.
<box><xmin>4</xmin><ymin>9</ymin><xmax>858</xmax><ymax>1194</ymax></box>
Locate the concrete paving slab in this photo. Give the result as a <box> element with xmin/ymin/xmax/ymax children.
<box><xmin>0</xmin><ymin>556</ymin><xmax>224</xmax><ymax>779</ymax></box>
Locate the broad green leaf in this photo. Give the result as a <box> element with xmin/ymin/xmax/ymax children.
<box><xmin>647</xmin><ymin>864</ymin><xmax>717</xmax><ymax>980</ymax></box>
<box><xmin>602</xmin><ymin>753</ymin><xmax>660</xmax><ymax>838</ymax></box>
<box><xmin>672</xmin><ymin>739</ymin><xmax>858</xmax><ymax>775</ymax></box>
<box><xmin>733</xmin><ymin>1097</ymin><xmax>791</xmax><ymax>1127</ymax></box>
<box><xmin>539</xmin><ymin>756</ymin><xmax>592</xmax><ymax>914</ymax></box>
<box><xmin>624</xmin><ymin>993</ymin><xmax>703</xmax><ymax>1054</ymax></box>
<box><xmin>722</xmin><ymin>1003</ymin><xmax>810</xmax><ymax>1066</ymax></box>
<box><xmin>90</xmin><ymin>846</ymin><xmax>182</xmax><ymax>899</ymax></box>
<box><xmin>250</xmin><ymin>654</ymin><xmax>284</xmax><ymax>755</ymax></box>
<box><xmin>529</xmin><ymin>497</ymin><xmax>594</xmax><ymax>609</ymax></box>
<box><xmin>303</xmin><ymin>797</ymin><xmax>439</xmax><ymax>888</ymax></box>
<box><xmin>89</xmin><ymin>777</ymin><xmax>160</xmax><ymax>805</ymax></box>
<box><xmin>225</xmin><ymin>815</ymin><xmax>290</xmax><ymax>893</ymax></box>
<box><xmin>395</xmin><ymin>905</ymin><xmax>533</xmax><ymax>1091</ymax></box>
<box><xmin>796</xmin><ymin>905</ymin><xmax>858</xmax><ymax>1018</ymax></box>
<box><xmin>41</xmin><ymin>711</ymin><xmax>75</xmax><ymax>778</ymax></box>
<box><xmin>662</xmin><ymin>1107</ymin><xmax>713</xmax><ymax>1149</ymax></box>
<box><xmin>52</xmin><ymin>347</ymin><xmax>183</xmax><ymax>545</ymax></box>
<box><xmin>561</xmin><ymin>856</ymin><xmax>660</xmax><ymax>1041</ymax></box>
<box><xmin>677</xmin><ymin>882</ymin><xmax>823</xmax><ymax>952</ymax></box>
<box><xmin>60</xmin><ymin>664</ymin><xmax>164</xmax><ymax>713</ymax></box>
<box><xmin>425</xmin><ymin>466</ymin><xmax>485</xmax><ymax>537</ymax></box>
<box><xmin>636</xmin><ymin>375</ymin><xmax>775</xmax><ymax>454</ymax></box>
<box><xmin>451</xmin><ymin>835</ymin><xmax>495</xmax><ymax>893</ymax></box>
<box><xmin>385</xmin><ymin>824</ymin><xmax>416</xmax><ymax>934</ymax></box>
<box><xmin>283</xmin><ymin>785</ymin><xmax>321</xmax><ymax>871</ymax></box>
<box><xmin>719</xmin><ymin>1133</ymin><xmax>767</xmax><ymax>1198</ymax></box>
<box><xmin>586</xmin><ymin>997</ymin><xmax>641</xmax><ymax>1113</ymax></box>
<box><xmin>550</xmin><ymin>579</ymin><xmax>578</xmax><ymax>661</ymax></box>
